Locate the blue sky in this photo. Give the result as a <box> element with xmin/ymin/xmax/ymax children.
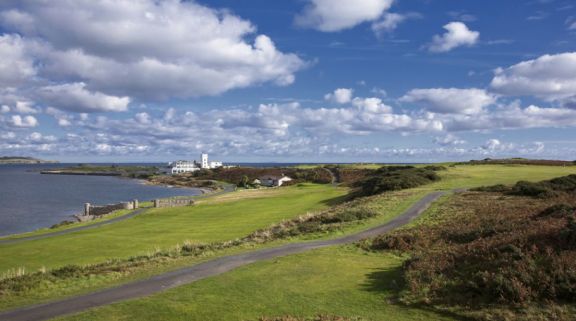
<box><xmin>0</xmin><ymin>0</ymin><xmax>575</xmax><ymax>162</ymax></box>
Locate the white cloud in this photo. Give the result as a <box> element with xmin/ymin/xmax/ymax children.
<box><xmin>352</xmin><ymin>97</ymin><xmax>393</xmax><ymax>113</ymax></box>
<box><xmin>295</xmin><ymin>0</ymin><xmax>393</xmax><ymax>32</ymax></box>
<box><xmin>427</xmin><ymin>22</ymin><xmax>479</xmax><ymax>52</ymax></box>
<box><xmin>134</xmin><ymin>112</ymin><xmax>151</xmax><ymax>125</ymax></box>
<box><xmin>434</xmin><ymin>134</ymin><xmax>466</xmax><ymax>146</ymax></box>
<box><xmin>13</xmin><ymin>101</ymin><xmax>37</xmax><ymax>114</ymax></box>
<box><xmin>0</xmin><ymin>34</ymin><xmax>35</xmax><ymax>88</ymax></box>
<box><xmin>0</xmin><ymin>0</ymin><xmax>305</xmax><ymax>101</ymax></box>
<box><xmin>38</xmin><ymin>82</ymin><xmax>130</xmax><ymax>113</ymax></box>
<box><xmin>440</xmin><ymin>102</ymin><xmax>576</xmax><ymax>132</ymax></box>
<box><xmin>371</xmin><ymin>13</ymin><xmax>407</xmax><ymax>36</ymax></box>
<box><xmin>400</xmin><ymin>88</ymin><xmax>495</xmax><ymax>114</ymax></box>
<box><xmin>324</xmin><ymin>88</ymin><xmax>353</xmax><ymax>104</ymax></box>
<box><xmin>10</xmin><ymin>114</ymin><xmax>37</xmax><ymax>127</ymax></box>
<box><xmin>490</xmin><ymin>52</ymin><xmax>576</xmax><ymax>102</ymax></box>
<box><xmin>482</xmin><ymin>138</ymin><xmax>504</xmax><ymax>151</ymax></box>
<box><xmin>0</xmin><ymin>105</ymin><xmax>10</xmax><ymax>113</ymax></box>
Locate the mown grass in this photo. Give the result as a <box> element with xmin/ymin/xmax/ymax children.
<box><xmin>0</xmin><ymin>184</ymin><xmax>346</xmax><ymax>273</ymax></box>
<box><xmin>55</xmin><ymin>246</ymin><xmax>457</xmax><ymax>321</ymax></box>
<box><xmin>0</xmin><ymin>189</ymin><xmax>422</xmax><ymax>311</ymax></box>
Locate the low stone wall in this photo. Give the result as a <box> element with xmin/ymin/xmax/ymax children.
<box><xmin>153</xmin><ymin>198</ymin><xmax>194</xmax><ymax>208</ymax></box>
<box><xmin>84</xmin><ymin>199</ymin><xmax>139</xmax><ymax>216</ymax></box>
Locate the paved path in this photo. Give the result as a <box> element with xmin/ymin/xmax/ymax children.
<box><xmin>320</xmin><ymin>167</ymin><xmax>340</xmax><ymax>186</ymax></box>
<box><xmin>0</xmin><ymin>184</ymin><xmax>237</xmax><ymax>245</ymax></box>
<box><xmin>0</xmin><ymin>208</ymin><xmax>150</xmax><ymax>245</ymax></box>
<box><xmin>0</xmin><ymin>190</ymin><xmax>446</xmax><ymax>321</ymax></box>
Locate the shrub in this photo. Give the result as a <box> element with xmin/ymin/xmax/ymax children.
<box><xmin>354</xmin><ymin>166</ymin><xmax>441</xmax><ymax>197</ymax></box>
<box><xmin>472</xmin><ymin>184</ymin><xmax>509</xmax><ymax>193</ymax></box>
<box><xmin>474</xmin><ymin>175</ymin><xmax>576</xmax><ymax>199</ymax></box>
<box><xmin>536</xmin><ymin>204</ymin><xmax>576</xmax><ymax>219</ymax></box>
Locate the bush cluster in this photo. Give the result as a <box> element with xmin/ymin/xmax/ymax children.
<box><xmin>354</xmin><ymin>166</ymin><xmax>444</xmax><ymax>197</ymax></box>
<box><xmin>473</xmin><ymin>174</ymin><xmax>576</xmax><ymax>198</ymax></box>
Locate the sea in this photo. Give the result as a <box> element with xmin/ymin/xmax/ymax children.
<box><xmin>0</xmin><ymin>163</ymin><xmax>204</xmax><ymax>237</ymax></box>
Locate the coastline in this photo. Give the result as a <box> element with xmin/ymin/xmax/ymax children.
<box><xmin>0</xmin><ymin>167</ymin><xmax>207</xmax><ymax>238</ymax></box>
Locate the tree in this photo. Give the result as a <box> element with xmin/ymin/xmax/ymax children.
<box><xmin>239</xmin><ymin>175</ymin><xmax>249</xmax><ymax>188</ymax></box>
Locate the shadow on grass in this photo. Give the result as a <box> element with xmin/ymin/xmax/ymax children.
<box><xmin>320</xmin><ymin>193</ymin><xmax>353</xmax><ymax>207</ymax></box>
<box><xmin>362</xmin><ymin>267</ymin><xmax>474</xmax><ymax>321</ymax></box>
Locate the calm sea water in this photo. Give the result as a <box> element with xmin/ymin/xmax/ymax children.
<box><xmin>0</xmin><ymin>164</ymin><xmax>202</xmax><ymax>237</ymax></box>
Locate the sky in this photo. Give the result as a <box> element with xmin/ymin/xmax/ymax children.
<box><xmin>0</xmin><ymin>0</ymin><xmax>575</xmax><ymax>163</ymax></box>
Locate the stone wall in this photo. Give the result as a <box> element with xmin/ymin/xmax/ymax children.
<box><xmin>84</xmin><ymin>199</ymin><xmax>139</xmax><ymax>216</ymax></box>
<box><xmin>153</xmin><ymin>198</ymin><xmax>194</xmax><ymax>208</ymax></box>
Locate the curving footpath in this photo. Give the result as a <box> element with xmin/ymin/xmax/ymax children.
<box><xmin>0</xmin><ymin>208</ymin><xmax>149</xmax><ymax>245</ymax></box>
<box><xmin>0</xmin><ymin>184</ymin><xmax>237</xmax><ymax>245</ymax></box>
<box><xmin>0</xmin><ymin>190</ymin><xmax>446</xmax><ymax>321</ymax></box>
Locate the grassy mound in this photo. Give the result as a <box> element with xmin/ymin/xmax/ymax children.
<box><xmin>353</xmin><ymin>166</ymin><xmax>444</xmax><ymax>197</ymax></box>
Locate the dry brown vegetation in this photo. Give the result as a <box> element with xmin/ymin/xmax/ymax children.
<box><xmin>363</xmin><ymin>175</ymin><xmax>576</xmax><ymax>321</ymax></box>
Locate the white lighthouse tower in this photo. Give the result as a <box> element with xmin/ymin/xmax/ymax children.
<box><xmin>201</xmin><ymin>153</ymin><xmax>209</xmax><ymax>169</ymax></box>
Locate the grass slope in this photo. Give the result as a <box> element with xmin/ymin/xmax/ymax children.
<box><xmin>0</xmin><ymin>184</ymin><xmax>346</xmax><ymax>273</ymax></box>
<box><xmin>56</xmin><ymin>246</ymin><xmax>456</xmax><ymax>321</ymax></box>
<box><xmin>2</xmin><ymin>165</ymin><xmax>576</xmax><ymax>318</ymax></box>
<box><xmin>430</xmin><ymin>164</ymin><xmax>576</xmax><ymax>190</ymax></box>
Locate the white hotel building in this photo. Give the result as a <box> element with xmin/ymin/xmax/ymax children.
<box><xmin>165</xmin><ymin>154</ymin><xmax>223</xmax><ymax>174</ymax></box>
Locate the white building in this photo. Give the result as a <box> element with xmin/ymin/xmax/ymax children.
<box><xmin>256</xmin><ymin>175</ymin><xmax>293</xmax><ymax>187</ymax></box>
<box><xmin>164</xmin><ymin>153</ymin><xmax>223</xmax><ymax>175</ymax></box>
<box><xmin>165</xmin><ymin>160</ymin><xmax>200</xmax><ymax>174</ymax></box>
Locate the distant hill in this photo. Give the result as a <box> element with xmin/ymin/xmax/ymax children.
<box><xmin>0</xmin><ymin>156</ymin><xmax>59</xmax><ymax>164</ymax></box>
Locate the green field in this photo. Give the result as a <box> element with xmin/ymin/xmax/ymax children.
<box><xmin>56</xmin><ymin>246</ymin><xmax>455</xmax><ymax>321</ymax></box>
<box><xmin>2</xmin><ymin>164</ymin><xmax>576</xmax><ymax>319</ymax></box>
<box><xmin>430</xmin><ymin>164</ymin><xmax>576</xmax><ymax>189</ymax></box>
<box><xmin>0</xmin><ymin>183</ymin><xmax>346</xmax><ymax>273</ymax></box>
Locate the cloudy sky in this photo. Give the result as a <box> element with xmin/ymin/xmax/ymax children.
<box><xmin>1</xmin><ymin>0</ymin><xmax>575</xmax><ymax>163</ymax></box>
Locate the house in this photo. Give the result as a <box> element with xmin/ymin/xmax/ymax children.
<box><xmin>257</xmin><ymin>175</ymin><xmax>292</xmax><ymax>187</ymax></box>
<box><xmin>163</xmin><ymin>153</ymin><xmax>223</xmax><ymax>175</ymax></box>
<box><xmin>163</xmin><ymin>160</ymin><xmax>200</xmax><ymax>174</ymax></box>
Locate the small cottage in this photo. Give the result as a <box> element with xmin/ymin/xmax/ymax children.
<box><xmin>257</xmin><ymin>175</ymin><xmax>292</xmax><ymax>187</ymax></box>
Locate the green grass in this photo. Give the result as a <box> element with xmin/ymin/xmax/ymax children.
<box><xmin>428</xmin><ymin>164</ymin><xmax>576</xmax><ymax>190</ymax></box>
<box><xmin>56</xmin><ymin>246</ymin><xmax>457</xmax><ymax>321</ymax></box>
<box><xmin>0</xmin><ymin>184</ymin><xmax>346</xmax><ymax>274</ymax></box>
<box><xmin>2</xmin><ymin>164</ymin><xmax>576</xmax><ymax>317</ymax></box>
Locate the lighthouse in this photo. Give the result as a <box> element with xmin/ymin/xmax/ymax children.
<box><xmin>201</xmin><ymin>153</ymin><xmax>209</xmax><ymax>169</ymax></box>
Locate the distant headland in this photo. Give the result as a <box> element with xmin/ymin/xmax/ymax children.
<box><xmin>0</xmin><ymin>156</ymin><xmax>59</xmax><ymax>164</ymax></box>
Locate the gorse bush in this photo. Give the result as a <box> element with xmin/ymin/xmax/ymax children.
<box><xmin>354</xmin><ymin>166</ymin><xmax>444</xmax><ymax>197</ymax></box>
<box><xmin>473</xmin><ymin>174</ymin><xmax>576</xmax><ymax>198</ymax></box>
